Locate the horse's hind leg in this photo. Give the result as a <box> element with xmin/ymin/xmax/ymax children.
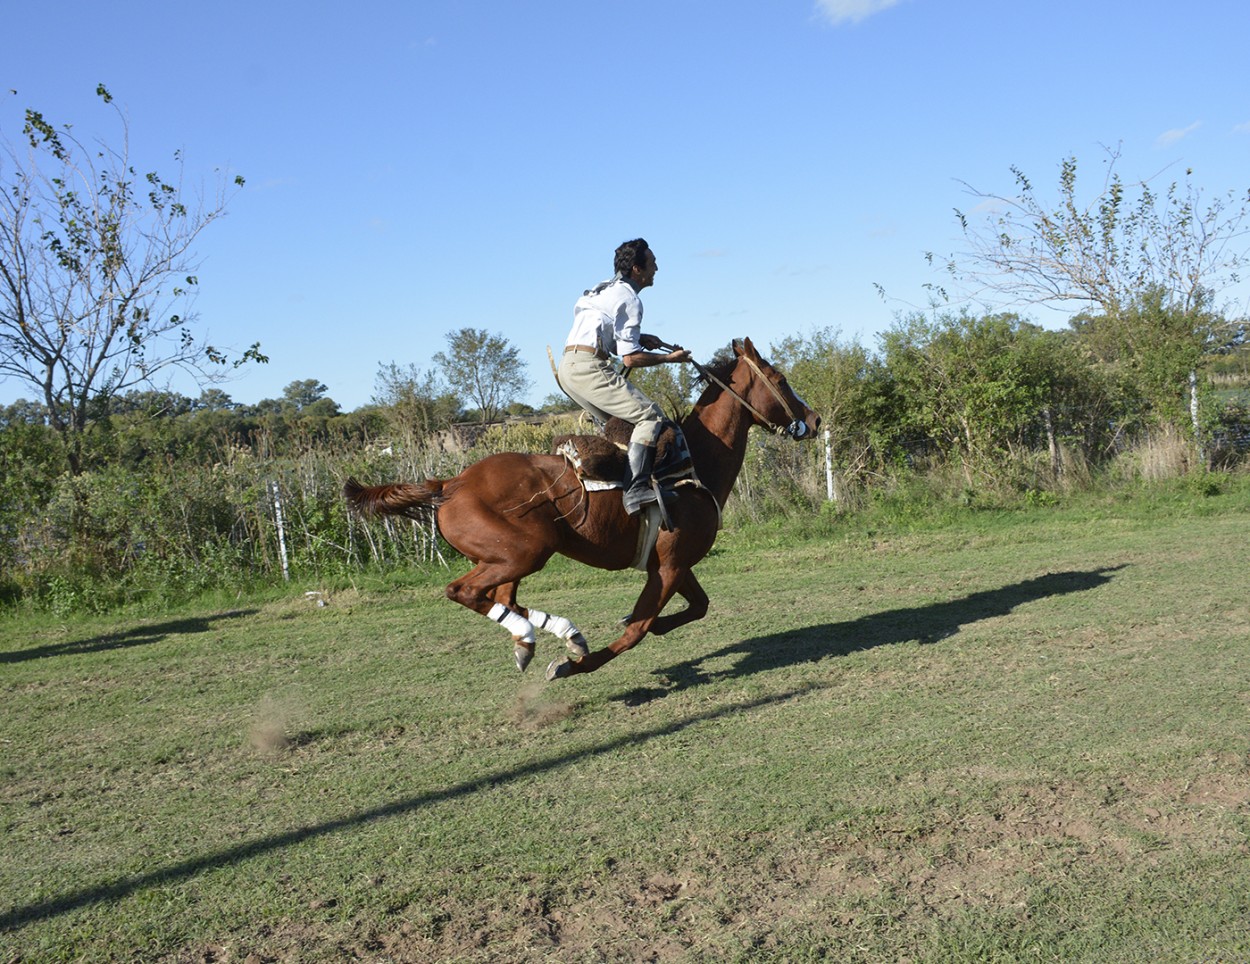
<box><xmin>450</xmin><ymin>570</ymin><xmax>588</xmax><ymax>672</ymax></box>
<box><xmin>446</xmin><ymin>566</ymin><xmax>541</xmax><ymax>671</ymax></box>
<box><xmin>523</xmin><ymin>607</ymin><xmax>591</xmax><ymax>661</ymax></box>
<box><xmin>490</xmin><ymin>582</ymin><xmax>590</xmax><ymax>667</ymax></box>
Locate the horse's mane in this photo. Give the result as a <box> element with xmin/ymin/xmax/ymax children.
<box><xmin>691</xmin><ymin>350</ymin><xmax>740</xmax><ymax>406</ymax></box>
<box><xmin>701</xmin><ymin>356</ymin><xmax>736</xmax><ymax>384</ymax></box>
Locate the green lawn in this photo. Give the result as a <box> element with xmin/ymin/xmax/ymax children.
<box><xmin>3</xmin><ymin>485</ymin><xmax>1249</xmax><ymax>961</ymax></box>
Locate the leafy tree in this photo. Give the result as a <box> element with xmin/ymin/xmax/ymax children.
<box><xmin>251</xmin><ymin>396</ymin><xmax>285</xmax><ymax>416</ymax></box>
<box><xmin>0</xmin><ymin>85</ymin><xmax>265</xmax><ymax>475</ymax></box>
<box><xmin>770</xmin><ymin>328</ymin><xmax>882</xmax><ymax>471</ymax></box>
<box><xmin>539</xmin><ymin>391</ymin><xmax>579</xmax><ymax>414</ymax></box>
<box><xmin>108</xmin><ymin>388</ymin><xmax>194</xmax><ymax>417</ymax></box>
<box><xmin>280</xmin><ymin>379</ymin><xmax>329</xmax><ymax>412</ymax></box>
<box><xmin>0</xmin><ymin>397</ymin><xmax>48</xmax><ymax>427</ymax></box>
<box><xmin>332</xmin><ymin>405</ymin><xmax>389</xmax><ymax>443</ymax></box>
<box><xmin>194</xmin><ymin>388</ymin><xmax>235</xmax><ymax>412</ymax></box>
<box><xmin>0</xmin><ymin>412</ymin><xmax>61</xmax><ymax>585</ymax></box>
<box><xmin>879</xmin><ymin>312</ymin><xmax>1081</xmax><ymax>485</ymax></box>
<box><xmin>293</xmin><ymin>396</ymin><xmax>342</xmax><ymax>442</ymax></box>
<box><xmin>1070</xmin><ymin>286</ymin><xmax>1226</xmax><ymax>432</ymax></box>
<box><xmin>231</xmin><ymin>380</ymin><xmax>342</xmax><ymax>448</ymax></box>
<box><xmin>432</xmin><ymin>328</ymin><xmax>530</xmax><ymax>425</ymax></box>
<box><xmin>934</xmin><ymin>149</ymin><xmax>1250</xmax><ymax>446</ymax></box>
<box><xmin>626</xmin><ymin>362</ymin><xmax>699</xmax><ymax>422</ymax></box>
<box><xmin>372</xmin><ymin>361</ymin><xmax>461</xmax><ymax>439</ymax></box>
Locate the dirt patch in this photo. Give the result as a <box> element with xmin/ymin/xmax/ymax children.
<box><xmin>1181</xmin><ymin>771</ymin><xmax>1250</xmax><ymax>809</ymax></box>
<box><xmin>248</xmin><ymin>696</ymin><xmax>304</xmax><ymax>756</ymax></box>
<box><xmin>507</xmin><ymin>681</ymin><xmax>576</xmax><ymax>731</ymax></box>
<box><xmin>163</xmin><ymin>764</ymin><xmax>1250</xmax><ymax>962</ymax></box>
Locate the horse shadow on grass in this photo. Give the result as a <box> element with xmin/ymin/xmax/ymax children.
<box><xmin>615</xmin><ymin>567</ymin><xmax>1128</xmax><ymax>706</ymax></box>
<box><xmin>0</xmin><ymin>609</ymin><xmax>259</xmax><ymax>664</ymax></box>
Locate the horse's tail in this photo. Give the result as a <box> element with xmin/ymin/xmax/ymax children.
<box><xmin>343</xmin><ymin>476</ymin><xmax>448</xmax><ymax>521</ymax></box>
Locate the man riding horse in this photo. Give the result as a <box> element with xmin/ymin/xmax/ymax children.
<box><xmin>344</xmin><ymin>238</ymin><xmax>822</xmax><ymax>678</ymax></box>
<box><xmin>345</xmin><ymin>335</ymin><xmax>821</xmax><ymax>678</ymax></box>
<box><xmin>557</xmin><ymin>238</ymin><xmax>691</xmax><ymax>515</ymax></box>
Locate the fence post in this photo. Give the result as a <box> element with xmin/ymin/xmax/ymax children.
<box><xmin>271</xmin><ymin>481</ymin><xmax>290</xmax><ymax>582</ymax></box>
<box><xmin>824</xmin><ymin>428</ymin><xmax>836</xmax><ymax>503</ymax></box>
<box><xmin>1190</xmin><ymin>369</ymin><xmax>1205</xmax><ymax>467</ymax></box>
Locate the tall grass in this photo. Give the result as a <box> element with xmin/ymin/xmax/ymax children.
<box><xmin>1111</xmin><ymin>424</ymin><xmax>1196</xmax><ymax>482</ymax></box>
<box><xmin>2</xmin><ymin>416</ymin><xmax>1245</xmax><ymax>617</ymax></box>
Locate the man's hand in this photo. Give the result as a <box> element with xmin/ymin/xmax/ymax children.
<box><xmin>621</xmin><ymin>342</ymin><xmax>693</xmax><ymax>368</ymax></box>
<box><xmin>640</xmin><ymin>334</ymin><xmax>690</xmax><ymax>361</ymax></box>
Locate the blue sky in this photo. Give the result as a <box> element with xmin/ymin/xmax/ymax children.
<box><xmin>4</xmin><ymin>0</ymin><xmax>1249</xmax><ymax>411</ymax></box>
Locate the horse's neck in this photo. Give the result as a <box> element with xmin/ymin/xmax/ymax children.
<box><xmin>682</xmin><ymin>386</ymin><xmax>755</xmax><ymax>507</ymax></box>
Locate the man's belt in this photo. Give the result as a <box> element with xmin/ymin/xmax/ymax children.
<box><xmin>564</xmin><ymin>344</ymin><xmax>609</xmax><ymax>361</ymax></box>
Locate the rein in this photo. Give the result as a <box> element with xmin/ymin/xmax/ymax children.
<box><xmin>659</xmin><ymin>341</ymin><xmax>808</xmax><ymax>439</ymax></box>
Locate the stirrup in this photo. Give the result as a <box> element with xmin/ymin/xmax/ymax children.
<box><xmin>623</xmin><ymin>483</ymin><xmax>658</xmax><ymax>515</ymax></box>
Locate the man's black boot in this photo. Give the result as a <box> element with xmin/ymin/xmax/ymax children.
<box><xmin>622</xmin><ymin>442</ymin><xmax>658</xmax><ymax>515</ymax></box>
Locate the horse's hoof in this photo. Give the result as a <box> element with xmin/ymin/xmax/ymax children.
<box><xmin>565</xmin><ymin>632</ymin><xmax>589</xmax><ymax>660</ymax></box>
<box><xmin>545</xmin><ymin>657</ymin><xmax>572</xmax><ymax>681</ymax></box>
<box><xmin>514</xmin><ymin>643</ymin><xmax>535</xmax><ymax>672</ymax></box>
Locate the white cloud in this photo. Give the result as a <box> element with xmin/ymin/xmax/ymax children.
<box><xmin>1155</xmin><ymin>121</ymin><xmax>1201</xmax><ymax>148</ymax></box>
<box><xmin>1234</xmin><ymin>121</ymin><xmax>1250</xmax><ymax>134</ymax></box>
<box><xmin>967</xmin><ymin>197</ymin><xmax>1008</xmax><ymax>216</ymax></box>
<box><xmin>814</xmin><ymin>0</ymin><xmax>902</xmax><ymax>25</ymax></box>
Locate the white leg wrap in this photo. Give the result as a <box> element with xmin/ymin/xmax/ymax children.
<box><xmin>487</xmin><ymin>603</ymin><xmax>534</xmax><ymax>644</ymax></box>
<box><xmin>528</xmin><ymin>608</ymin><xmax>582</xmax><ymax>641</ymax></box>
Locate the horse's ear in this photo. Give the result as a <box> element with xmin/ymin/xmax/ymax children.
<box><xmin>733</xmin><ymin>338</ymin><xmax>745</xmax><ymax>356</ymax></box>
<box><xmin>739</xmin><ymin>337</ymin><xmax>756</xmax><ymax>356</ymax></box>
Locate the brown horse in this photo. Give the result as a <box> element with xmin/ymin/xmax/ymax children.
<box><xmin>343</xmin><ymin>337</ymin><xmax>821</xmax><ymax>680</ymax></box>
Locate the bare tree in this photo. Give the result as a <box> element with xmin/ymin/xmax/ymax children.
<box><xmin>935</xmin><ymin>148</ymin><xmax>1250</xmax><ymax>319</ymax></box>
<box><xmin>0</xmin><ymin>85</ymin><xmax>264</xmax><ymax>473</ymax></box>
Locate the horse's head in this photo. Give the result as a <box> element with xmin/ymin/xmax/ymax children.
<box><xmin>732</xmin><ymin>337</ymin><xmax>822</xmax><ymax>440</ymax></box>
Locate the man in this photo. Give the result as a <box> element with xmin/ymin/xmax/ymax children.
<box><xmin>558</xmin><ymin>238</ymin><xmax>691</xmax><ymax>514</ymax></box>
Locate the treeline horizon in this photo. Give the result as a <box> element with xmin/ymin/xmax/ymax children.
<box><xmin>2</xmin><ymin>310</ymin><xmax>1248</xmax><ymax>618</ymax></box>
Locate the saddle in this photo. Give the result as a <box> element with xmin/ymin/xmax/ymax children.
<box><xmin>553</xmin><ymin>418</ymin><xmax>693</xmax><ymax>491</ymax></box>
<box><xmin>553</xmin><ymin>419</ymin><xmax>698</xmax><ymax>565</ymax></box>
<box><xmin>554</xmin><ymin>419</ymin><xmax>719</xmax><ymax>567</ymax></box>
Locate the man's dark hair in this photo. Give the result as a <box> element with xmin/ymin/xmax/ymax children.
<box><xmin>614</xmin><ymin>238</ymin><xmax>651</xmax><ymax>277</ymax></box>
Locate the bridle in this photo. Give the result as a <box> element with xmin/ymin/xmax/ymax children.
<box><xmin>661</xmin><ymin>340</ymin><xmax>810</xmax><ymax>439</ymax></box>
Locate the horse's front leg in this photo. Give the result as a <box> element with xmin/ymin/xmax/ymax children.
<box><xmin>546</xmin><ymin>566</ymin><xmax>683</xmax><ymax>679</ymax></box>
<box><xmin>643</xmin><ymin>570</ymin><xmax>709</xmax><ymax>637</ymax></box>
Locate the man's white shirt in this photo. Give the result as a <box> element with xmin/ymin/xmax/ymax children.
<box><xmin>566</xmin><ymin>279</ymin><xmax>644</xmax><ymax>357</ymax></box>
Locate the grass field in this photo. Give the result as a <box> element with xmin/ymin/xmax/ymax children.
<box><xmin>3</xmin><ymin>482</ymin><xmax>1249</xmax><ymax>962</ymax></box>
